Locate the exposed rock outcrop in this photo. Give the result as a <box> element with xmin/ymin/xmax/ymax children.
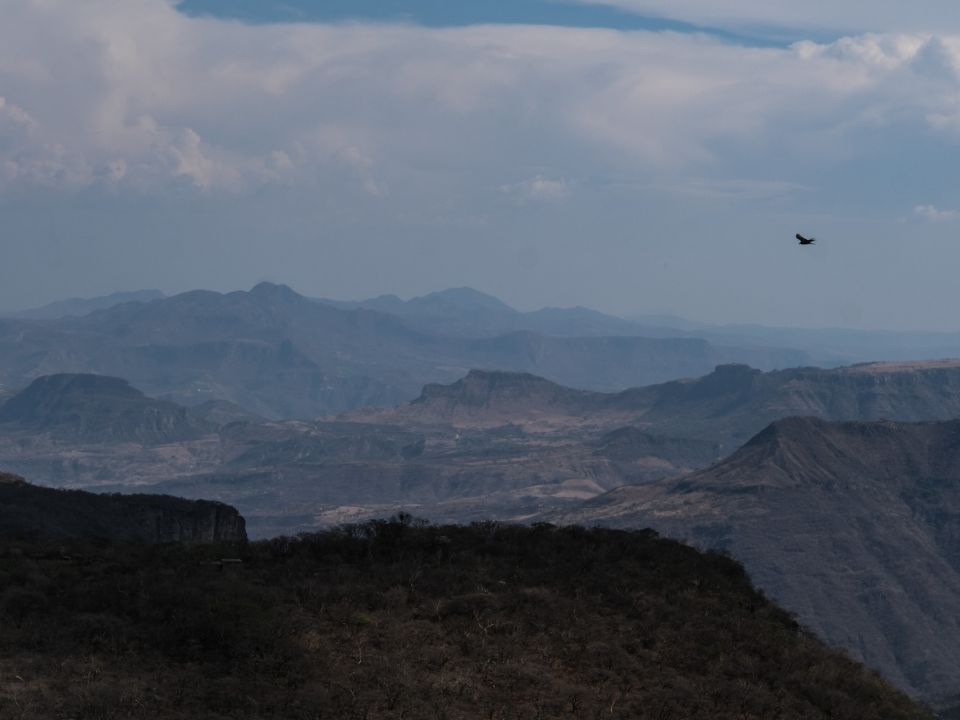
<box><xmin>0</xmin><ymin>473</ymin><xmax>246</xmax><ymax>544</ymax></box>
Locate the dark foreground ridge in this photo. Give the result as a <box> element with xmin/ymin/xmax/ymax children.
<box><xmin>0</xmin><ymin>471</ymin><xmax>246</xmax><ymax>543</ymax></box>
<box><xmin>0</xmin><ymin>520</ymin><xmax>930</xmax><ymax>719</ymax></box>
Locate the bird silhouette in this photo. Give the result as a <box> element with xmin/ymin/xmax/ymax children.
<box><xmin>796</xmin><ymin>233</ymin><xmax>816</xmax><ymax>245</ymax></box>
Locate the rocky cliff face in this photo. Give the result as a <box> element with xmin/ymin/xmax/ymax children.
<box><xmin>100</xmin><ymin>494</ymin><xmax>248</xmax><ymax>544</ymax></box>
<box><xmin>553</xmin><ymin>416</ymin><xmax>960</xmax><ymax>709</ymax></box>
<box><xmin>399</xmin><ymin>369</ymin><xmax>600</xmax><ymax>428</ymax></box>
<box><xmin>0</xmin><ymin>473</ymin><xmax>246</xmax><ymax>544</ymax></box>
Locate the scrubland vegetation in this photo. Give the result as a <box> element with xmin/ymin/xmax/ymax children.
<box><xmin>0</xmin><ymin>519</ymin><xmax>930</xmax><ymax>719</ymax></box>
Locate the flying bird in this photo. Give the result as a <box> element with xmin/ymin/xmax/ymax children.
<box><xmin>796</xmin><ymin>233</ymin><xmax>816</xmax><ymax>245</ymax></box>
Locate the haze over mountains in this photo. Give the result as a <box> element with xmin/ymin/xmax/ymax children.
<box><xmin>8</xmin><ymin>285</ymin><xmax>960</xmax><ymax>709</ymax></box>
<box><xmin>4</xmin><ymin>290</ymin><xmax>166</xmax><ymax>320</ymax></box>
<box><xmin>317</xmin><ymin>286</ymin><xmax>960</xmax><ymax>365</ymax></box>
<box><xmin>0</xmin><ymin>283</ymin><xmax>809</xmax><ymax>418</ymax></box>
<box><xmin>11</xmin><ymin>285</ymin><xmax>960</xmax><ymax>409</ymax></box>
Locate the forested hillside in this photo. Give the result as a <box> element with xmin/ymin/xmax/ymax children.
<box><xmin>0</xmin><ymin>520</ymin><xmax>930</xmax><ymax>719</ymax></box>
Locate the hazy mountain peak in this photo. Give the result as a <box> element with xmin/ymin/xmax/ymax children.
<box><xmin>738</xmin><ymin>415</ymin><xmax>832</xmax><ymax>459</ymax></box>
<box><xmin>413</xmin><ymin>369</ymin><xmax>595</xmax><ymax>413</ymax></box>
<box><xmin>0</xmin><ymin>373</ymin><xmax>145</xmax><ymax>428</ymax></box>
<box><xmin>419</xmin><ymin>369</ymin><xmax>559</xmax><ymax>400</ymax></box>
<box><xmin>414</xmin><ymin>287</ymin><xmax>516</xmax><ymax>313</ymax></box>
<box><xmin>5</xmin><ymin>373</ymin><xmax>142</xmax><ymax>405</ymax></box>
<box><xmin>746</xmin><ymin>414</ymin><xmax>827</xmax><ymax>441</ymax></box>
<box><xmin>0</xmin><ymin>373</ymin><xmax>204</xmax><ymax>443</ymax></box>
<box><xmin>248</xmin><ymin>281</ymin><xmax>301</xmax><ymax>301</ymax></box>
<box><xmin>370</xmin><ymin>293</ymin><xmax>403</xmax><ymax>303</ymax></box>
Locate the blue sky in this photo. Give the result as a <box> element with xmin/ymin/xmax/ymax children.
<box><xmin>3</xmin><ymin>1</ymin><xmax>960</xmax><ymax>329</ymax></box>
<box><xmin>179</xmin><ymin>0</ymin><xmax>683</xmax><ymax>29</ymax></box>
<box><xmin>178</xmin><ymin>0</ymin><xmax>787</xmax><ymax>44</ymax></box>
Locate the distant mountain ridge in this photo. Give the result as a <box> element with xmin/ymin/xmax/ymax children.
<box><xmin>6</xmin><ymin>289</ymin><xmax>165</xmax><ymax>320</ymax></box>
<box><xmin>323</xmin><ymin>286</ymin><xmax>960</xmax><ymax>364</ymax></box>
<box><xmin>0</xmin><ymin>283</ymin><xmax>811</xmax><ymax>418</ymax></box>
<box><xmin>552</xmin><ymin>415</ymin><xmax>960</xmax><ymax>708</ymax></box>
<box><xmin>317</xmin><ymin>286</ymin><xmax>701</xmax><ymax>339</ymax></box>
<box><xmin>13</xmin><ymin>284</ymin><xmax>960</xmax><ymax>367</ymax></box>
<box><xmin>353</xmin><ymin>360</ymin><xmax>960</xmax><ymax>446</ymax></box>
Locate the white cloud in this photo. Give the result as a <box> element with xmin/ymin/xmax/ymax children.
<box><xmin>914</xmin><ymin>204</ymin><xmax>960</xmax><ymax>222</ymax></box>
<box><xmin>2</xmin><ymin>0</ymin><xmax>960</xmax><ymax>206</ymax></box>
<box><xmin>502</xmin><ymin>175</ymin><xmax>573</xmax><ymax>204</ymax></box>
<box><xmin>654</xmin><ymin>178</ymin><xmax>806</xmax><ymax>200</ymax></box>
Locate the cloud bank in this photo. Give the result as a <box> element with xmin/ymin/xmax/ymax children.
<box><xmin>2</xmin><ymin>0</ymin><xmax>960</xmax><ymax>199</ymax></box>
<box><xmin>3</xmin><ymin>0</ymin><xmax>960</xmax><ymax>329</ymax></box>
<box><xmin>914</xmin><ymin>204</ymin><xmax>960</xmax><ymax>222</ymax></box>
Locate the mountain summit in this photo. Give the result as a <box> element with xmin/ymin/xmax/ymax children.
<box><xmin>0</xmin><ymin>374</ymin><xmax>205</xmax><ymax>443</ymax></box>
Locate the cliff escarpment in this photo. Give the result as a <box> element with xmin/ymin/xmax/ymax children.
<box><xmin>0</xmin><ymin>472</ymin><xmax>246</xmax><ymax>543</ymax></box>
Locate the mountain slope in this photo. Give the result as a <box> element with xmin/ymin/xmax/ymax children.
<box><xmin>553</xmin><ymin>416</ymin><xmax>960</xmax><ymax>708</ymax></box>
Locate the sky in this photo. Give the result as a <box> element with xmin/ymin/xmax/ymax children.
<box><xmin>2</xmin><ymin>0</ymin><xmax>960</xmax><ymax>329</ymax></box>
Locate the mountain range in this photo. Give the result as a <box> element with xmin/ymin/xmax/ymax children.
<box><xmin>316</xmin><ymin>286</ymin><xmax>664</xmax><ymax>339</ymax></box>
<box><xmin>7</xmin><ymin>286</ymin><xmax>960</xmax><ymax>708</ymax></box>
<box><xmin>9</xmin><ymin>361</ymin><xmax>960</xmax><ymax>534</ymax></box>
<box><xmin>319</xmin><ymin>286</ymin><xmax>960</xmax><ymax>365</ymax></box>
<box><xmin>10</xmin><ymin>285</ymin><xmax>960</xmax><ymax>412</ymax></box>
<box><xmin>0</xmin><ymin>283</ymin><xmax>809</xmax><ymax>418</ymax></box>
